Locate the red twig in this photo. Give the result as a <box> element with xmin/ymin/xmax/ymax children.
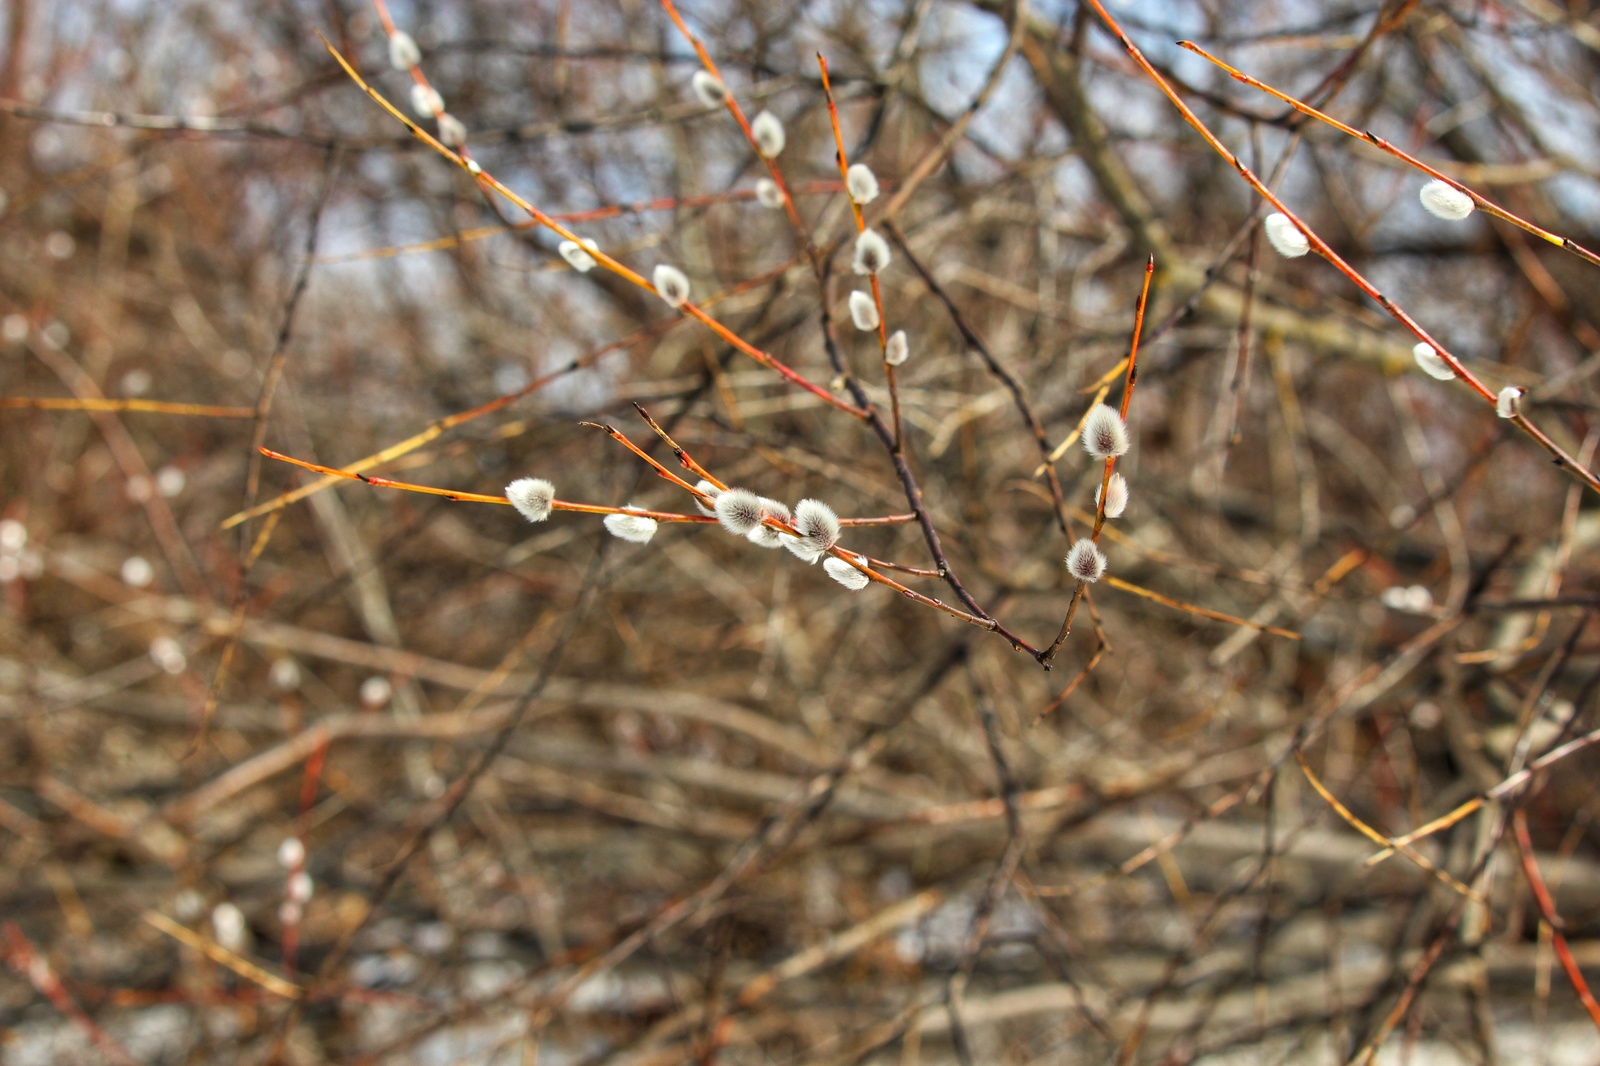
<box><xmin>1512</xmin><ymin>809</ymin><xmax>1600</xmax><ymax>1033</ymax></box>
<box><xmin>2</xmin><ymin>923</ymin><xmax>139</xmax><ymax>1066</ymax></box>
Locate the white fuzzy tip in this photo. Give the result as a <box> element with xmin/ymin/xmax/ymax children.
<box><xmin>410</xmin><ymin>83</ymin><xmax>444</xmax><ymax>118</ymax></box>
<box><xmin>792</xmin><ymin>499</ymin><xmax>841</xmax><ymax>558</ymax></box>
<box><xmin>824</xmin><ymin>555</ymin><xmax>870</xmax><ymax>590</ymax></box>
<box><xmin>1496</xmin><ymin>385</ymin><xmax>1523</xmax><ymax>419</ymax></box>
<box><xmin>211</xmin><ymin>903</ymin><xmax>247</xmax><ymax>952</ymax></box>
<box><xmin>653</xmin><ymin>264</ymin><xmax>690</xmax><ymax>308</ymax></box>
<box><xmin>287</xmin><ymin>871</ymin><xmax>314</xmax><ymax>904</ymax></box>
<box><xmin>1412</xmin><ymin>342</ymin><xmax>1456</xmax><ymax>381</ymax></box>
<box><xmin>849</xmin><ymin>290</ymin><xmax>880</xmax><ymax>331</ymax></box>
<box><xmin>748</xmin><ymin>499</ymin><xmax>792</xmax><ymax>548</ymax></box>
<box><xmin>603</xmin><ymin>507</ymin><xmax>658</xmax><ymax>544</ymax></box>
<box><xmin>558</xmin><ymin>238</ymin><xmax>598</xmax><ymax>272</ymax></box>
<box><xmin>692</xmin><ymin>479</ymin><xmax>722</xmax><ymax>516</ymax></box>
<box><xmin>1263</xmin><ymin>212</ymin><xmax>1310</xmax><ymax>258</ymax></box>
<box><xmin>387</xmin><ymin>31</ymin><xmax>421</xmax><ymax>71</ymax></box>
<box><xmin>436</xmin><ymin>112</ymin><xmax>467</xmax><ymax>148</ymax></box>
<box><xmin>852</xmin><ymin>228</ymin><xmax>890</xmax><ymax>275</ymax></box>
<box><xmin>277</xmin><ymin>837</ymin><xmax>305</xmax><ymax>869</ymax></box>
<box><xmin>785</xmin><ymin>542</ymin><xmax>826</xmax><ymax>564</ymax></box>
<box><xmin>885</xmin><ymin>330</ymin><xmax>909</xmax><ymax>366</ymax></box>
<box><xmin>506</xmin><ymin>478</ymin><xmax>556</xmax><ymax>523</ymax></box>
<box><xmin>714</xmin><ymin>488</ymin><xmax>765</xmax><ymax>535</ymax></box>
<box><xmin>755</xmin><ymin>178</ymin><xmax>784</xmax><ymax>209</ymax></box>
<box><xmin>1420</xmin><ymin>179</ymin><xmax>1475</xmax><ymax>221</ymax></box>
<box><xmin>1082</xmin><ymin>403</ymin><xmax>1130</xmax><ymax>460</ymax></box>
<box><xmin>1065</xmin><ymin>539</ymin><xmax>1107</xmax><ymax>583</ymax></box>
<box><xmin>692</xmin><ymin>70</ymin><xmax>728</xmax><ymax>108</ymax></box>
<box><xmin>1095</xmin><ymin>472</ymin><xmax>1129</xmax><ymax>519</ymax></box>
<box><xmin>751</xmin><ymin>110</ymin><xmax>786</xmax><ymax>158</ymax></box>
<box><xmin>846</xmin><ymin>163</ymin><xmax>880</xmax><ymax>205</ymax></box>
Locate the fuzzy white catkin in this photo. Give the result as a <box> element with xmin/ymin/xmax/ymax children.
<box><xmin>848</xmin><ymin>291</ymin><xmax>879</xmax><ymax>331</ymax></box>
<box><xmin>783</xmin><ymin>538</ymin><xmax>825</xmax><ymax>564</ymax></box>
<box><xmin>691</xmin><ymin>70</ymin><xmax>727</xmax><ymax>108</ymax></box>
<box><xmin>1420</xmin><ymin>179</ymin><xmax>1474</xmax><ymax>221</ymax></box>
<box><xmin>1496</xmin><ymin>385</ymin><xmax>1523</xmax><ymax>419</ymax></box>
<box><xmin>359</xmin><ymin>675</ymin><xmax>392</xmax><ymax>707</ymax></box>
<box><xmin>747</xmin><ymin>499</ymin><xmax>792</xmax><ymax>548</ymax></box>
<box><xmin>558</xmin><ymin>238</ymin><xmax>598</xmax><ymax>272</ymax></box>
<box><xmin>410</xmin><ymin>83</ymin><xmax>444</xmax><ymax>118</ymax></box>
<box><xmin>1412</xmin><ymin>342</ymin><xmax>1456</xmax><ymax>381</ymax></box>
<box><xmin>824</xmin><ymin>555</ymin><xmax>870</xmax><ymax>590</ymax></box>
<box><xmin>1081</xmin><ymin>403</ymin><xmax>1130</xmax><ymax>460</ymax></box>
<box><xmin>212</xmin><ymin>903</ymin><xmax>247</xmax><ymax>952</ymax></box>
<box><xmin>1263</xmin><ymin>212</ymin><xmax>1310</xmax><ymax>258</ymax></box>
<box><xmin>884</xmin><ymin>330</ymin><xmax>908</xmax><ymax>366</ymax></box>
<box><xmin>1065</xmin><ymin>539</ymin><xmax>1107</xmax><ymax>583</ymax></box>
<box><xmin>653</xmin><ymin>264</ymin><xmax>690</xmax><ymax>308</ymax></box>
<box><xmin>755</xmin><ymin>179</ymin><xmax>784</xmax><ymax>209</ymax></box>
<box><xmin>846</xmin><ymin>163</ymin><xmax>879</xmax><ymax>205</ymax></box>
<box><xmin>277</xmin><ymin>837</ymin><xmax>305</xmax><ymax>869</ymax></box>
<box><xmin>791</xmin><ymin>499</ymin><xmax>841</xmax><ymax>558</ymax></box>
<box><xmin>751</xmin><ymin>110</ymin><xmax>785</xmax><ymax>158</ymax></box>
<box><xmin>388</xmin><ymin>31</ymin><xmax>421</xmax><ymax>71</ymax></box>
<box><xmin>714</xmin><ymin>488</ymin><xmax>764</xmax><ymax>535</ymax></box>
<box><xmin>121</xmin><ymin>555</ymin><xmax>154</xmax><ymax>588</ymax></box>
<box><xmin>692</xmin><ymin>479</ymin><xmax>722</xmax><ymax>516</ymax></box>
<box><xmin>1096</xmin><ymin>473</ymin><xmax>1129</xmax><ymax>519</ymax></box>
<box><xmin>603</xmin><ymin>507</ymin><xmax>658</xmax><ymax>544</ymax></box>
<box><xmin>287</xmin><ymin>871</ymin><xmax>314</xmax><ymax>903</ymax></box>
<box><xmin>852</xmin><ymin>229</ymin><xmax>890</xmax><ymax>275</ymax></box>
<box><xmin>506</xmin><ymin>478</ymin><xmax>556</xmax><ymax>522</ymax></box>
<box><xmin>436</xmin><ymin>112</ymin><xmax>467</xmax><ymax>148</ymax></box>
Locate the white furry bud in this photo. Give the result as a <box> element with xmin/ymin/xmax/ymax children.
<box><xmin>1496</xmin><ymin>385</ymin><xmax>1523</xmax><ymax>419</ymax></box>
<box><xmin>1082</xmin><ymin>403</ymin><xmax>1129</xmax><ymax>460</ymax></box>
<box><xmin>691</xmin><ymin>71</ymin><xmax>727</xmax><ymax>108</ymax></box>
<box><xmin>388</xmin><ymin>31</ymin><xmax>421</xmax><ymax>71</ymax></box>
<box><xmin>506</xmin><ymin>478</ymin><xmax>556</xmax><ymax>523</ymax></box>
<box><xmin>603</xmin><ymin>506</ymin><xmax>658</xmax><ymax>544</ymax></box>
<box><xmin>1412</xmin><ymin>342</ymin><xmax>1456</xmax><ymax>381</ymax></box>
<box><xmin>277</xmin><ymin>837</ymin><xmax>305</xmax><ymax>869</ymax></box>
<box><xmin>558</xmin><ymin>238</ymin><xmax>599</xmax><ymax>272</ymax></box>
<box><xmin>1065</xmin><ymin>539</ymin><xmax>1106</xmax><ymax>583</ymax></box>
<box><xmin>436</xmin><ymin>112</ymin><xmax>467</xmax><ymax>148</ymax></box>
<box><xmin>1420</xmin><ymin>179</ymin><xmax>1474</xmax><ymax>221</ymax></box>
<box><xmin>211</xmin><ymin>903</ymin><xmax>247</xmax><ymax>953</ymax></box>
<box><xmin>791</xmin><ymin>499</ymin><xmax>840</xmax><ymax>558</ymax></box>
<box><xmin>755</xmin><ymin>179</ymin><xmax>784</xmax><ymax>209</ymax></box>
<box><xmin>653</xmin><ymin>264</ymin><xmax>690</xmax><ymax>308</ymax></box>
<box><xmin>1095</xmin><ymin>472</ymin><xmax>1129</xmax><ymax>519</ymax></box>
<box><xmin>884</xmin><ymin>330</ymin><xmax>908</xmax><ymax>366</ymax></box>
<box><xmin>784</xmin><ymin>541</ymin><xmax>825</xmax><ymax>564</ymax></box>
<box><xmin>824</xmin><ymin>554</ymin><xmax>870</xmax><ymax>590</ymax></box>
<box><xmin>848</xmin><ymin>290</ymin><xmax>879</xmax><ymax>331</ymax></box>
<box><xmin>692</xmin><ymin>479</ymin><xmax>722</xmax><ymax>516</ymax></box>
<box><xmin>410</xmin><ymin>83</ymin><xmax>444</xmax><ymax>118</ymax></box>
<box><xmin>714</xmin><ymin>488</ymin><xmax>765</xmax><ymax>535</ymax></box>
<box><xmin>852</xmin><ymin>229</ymin><xmax>890</xmax><ymax>275</ymax></box>
<box><xmin>751</xmin><ymin>110</ymin><xmax>785</xmax><ymax>158</ymax></box>
<box><xmin>1263</xmin><ymin>212</ymin><xmax>1310</xmax><ymax>258</ymax></box>
<box><xmin>287</xmin><ymin>871</ymin><xmax>313</xmax><ymax>903</ymax></box>
<box><xmin>846</xmin><ymin>163</ymin><xmax>879</xmax><ymax>205</ymax></box>
<box><xmin>747</xmin><ymin>499</ymin><xmax>792</xmax><ymax>548</ymax></box>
